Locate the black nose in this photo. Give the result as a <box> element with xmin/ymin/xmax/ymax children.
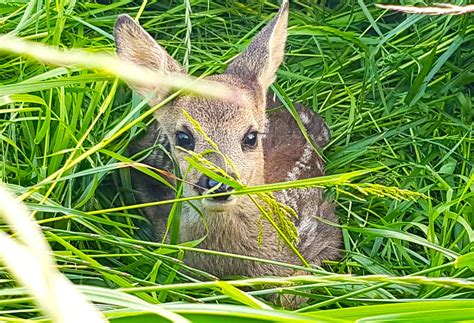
<box><xmin>197</xmin><ymin>175</ymin><xmax>234</xmax><ymax>201</ymax></box>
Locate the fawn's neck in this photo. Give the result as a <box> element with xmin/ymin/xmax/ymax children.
<box><xmin>180</xmin><ymin>195</ymin><xmax>264</xmax><ymax>242</ymax></box>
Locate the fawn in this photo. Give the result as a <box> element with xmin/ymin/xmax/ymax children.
<box><xmin>114</xmin><ymin>1</ymin><xmax>341</xmax><ymax>278</ymax></box>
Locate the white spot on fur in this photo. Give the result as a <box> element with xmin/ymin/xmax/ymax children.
<box><xmin>286</xmin><ymin>143</ymin><xmax>313</xmax><ymax>181</ymax></box>
<box><xmin>300</xmin><ymin>111</ymin><xmax>310</xmax><ymax>124</ymax></box>
<box><xmin>298</xmin><ymin>204</ymin><xmax>319</xmax><ymax>234</ymax></box>
<box><xmin>316</xmin><ymin>126</ymin><xmax>329</xmax><ymax>145</ymax></box>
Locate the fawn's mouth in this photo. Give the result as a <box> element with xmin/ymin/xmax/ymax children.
<box><xmin>202</xmin><ymin>195</ymin><xmax>237</xmax><ymax>212</ymax></box>
<box><xmin>194</xmin><ymin>176</ymin><xmax>237</xmax><ymax>211</ymax></box>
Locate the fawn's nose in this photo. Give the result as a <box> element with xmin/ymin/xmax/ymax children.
<box><xmin>197</xmin><ymin>175</ymin><xmax>234</xmax><ymax>201</ymax></box>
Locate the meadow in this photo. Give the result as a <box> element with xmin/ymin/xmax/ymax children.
<box><xmin>0</xmin><ymin>0</ymin><xmax>473</xmax><ymax>322</ymax></box>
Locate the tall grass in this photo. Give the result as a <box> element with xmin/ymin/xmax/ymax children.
<box><xmin>0</xmin><ymin>0</ymin><xmax>472</xmax><ymax>322</ymax></box>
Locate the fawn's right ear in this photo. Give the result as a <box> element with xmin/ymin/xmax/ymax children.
<box><xmin>225</xmin><ymin>0</ymin><xmax>289</xmax><ymax>103</ymax></box>
<box><xmin>114</xmin><ymin>15</ymin><xmax>183</xmax><ymax>105</ymax></box>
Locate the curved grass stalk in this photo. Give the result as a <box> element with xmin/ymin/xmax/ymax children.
<box><xmin>376</xmin><ymin>4</ymin><xmax>474</xmax><ymax>15</ymax></box>
<box><xmin>0</xmin><ymin>35</ymin><xmax>231</xmax><ymax>100</ymax></box>
<box><xmin>118</xmin><ymin>272</ymin><xmax>474</xmax><ymax>294</ymax></box>
<box><xmin>0</xmin><ymin>185</ymin><xmax>106</xmax><ymax>323</ymax></box>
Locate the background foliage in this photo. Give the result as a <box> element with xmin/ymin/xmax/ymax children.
<box><xmin>0</xmin><ymin>0</ymin><xmax>473</xmax><ymax>321</ymax></box>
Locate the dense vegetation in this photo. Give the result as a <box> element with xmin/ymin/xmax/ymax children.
<box><xmin>0</xmin><ymin>0</ymin><xmax>472</xmax><ymax>321</ymax></box>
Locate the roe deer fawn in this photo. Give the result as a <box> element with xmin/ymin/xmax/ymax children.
<box><xmin>114</xmin><ymin>0</ymin><xmax>341</xmax><ymax>278</ymax></box>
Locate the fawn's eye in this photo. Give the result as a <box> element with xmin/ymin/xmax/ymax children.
<box><xmin>242</xmin><ymin>131</ymin><xmax>258</xmax><ymax>150</ymax></box>
<box><xmin>176</xmin><ymin>131</ymin><xmax>195</xmax><ymax>151</ymax></box>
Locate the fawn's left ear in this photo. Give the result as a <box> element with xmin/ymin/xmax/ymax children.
<box><xmin>114</xmin><ymin>14</ymin><xmax>183</xmax><ymax>106</ymax></box>
<box><xmin>225</xmin><ymin>0</ymin><xmax>289</xmax><ymax>101</ymax></box>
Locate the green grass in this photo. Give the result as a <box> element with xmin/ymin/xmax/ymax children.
<box><xmin>0</xmin><ymin>0</ymin><xmax>473</xmax><ymax>322</ymax></box>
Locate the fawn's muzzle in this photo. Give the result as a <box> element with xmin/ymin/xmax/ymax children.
<box><xmin>197</xmin><ymin>175</ymin><xmax>234</xmax><ymax>201</ymax></box>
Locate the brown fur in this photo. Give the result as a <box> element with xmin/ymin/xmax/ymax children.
<box><xmin>115</xmin><ymin>0</ymin><xmax>341</xmax><ymax>278</ymax></box>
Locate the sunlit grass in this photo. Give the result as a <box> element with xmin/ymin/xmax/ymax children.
<box><xmin>0</xmin><ymin>0</ymin><xmax>472</xmax><ymax>322</ymax></box>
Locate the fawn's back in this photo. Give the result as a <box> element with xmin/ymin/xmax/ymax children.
<box><xmin>115</xmin><ymin>0</ymin><xmax>341</xmax><ymax>277</ymax></box>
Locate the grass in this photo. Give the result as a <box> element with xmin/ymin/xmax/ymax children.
<box><xmin>0</xmin><ymin>0</ymin><xmax>473</xmax><ymax>322</ymax></box>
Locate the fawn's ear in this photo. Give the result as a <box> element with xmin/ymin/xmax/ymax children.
<box><xmin>225</xmin><ymin>0</ymin><xmax>288</xmax><ymax>100</ymax></box>
<box><xmin>114</xmin><ymin>14</ymin><xmax>183</xmax><ymax>105</ymax></box>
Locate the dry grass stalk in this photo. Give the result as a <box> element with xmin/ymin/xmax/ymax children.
<box><xmin>376</xmin><ymin>3</ymin><xmax>474</xmax><ymax>15</ymax></box>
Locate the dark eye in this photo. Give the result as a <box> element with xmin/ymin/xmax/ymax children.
<box><xmin>242</xmin><ymin>131</ymin><xmax>258</xmax><ymax>149</ymax></box>
<box><xmin>176</xmin><ymin>131</ymin><xmax>195</xmax><ymax>151</ymax></box>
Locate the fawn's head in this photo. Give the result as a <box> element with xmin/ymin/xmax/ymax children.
<box><xmin>115</xmin><ymin>2</ymin><xmax>288</xmax><ymax>213</ymax></box>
